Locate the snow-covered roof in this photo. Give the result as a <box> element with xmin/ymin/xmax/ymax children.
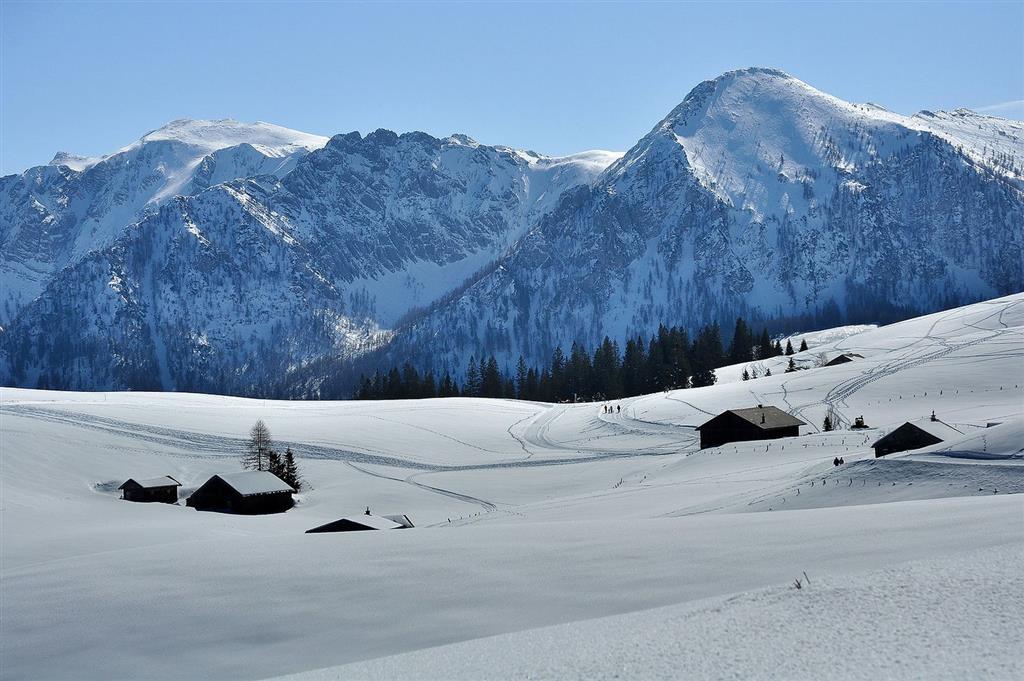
<box><xmin>119</xmin><ymin>476</ymin><xmax>180</xmax><ymax>489</ymax></box>
<box><xmin>872</xmin><ymin>419</ymin><xmax>965</xmax><ymax>449</ymax></box>
<box><xmin>308</xmin><ymin>515</ymin><xmax>404</xmax><ymax>532</ymax></box>
<box><xmin>382</xmin><ymin>514</ymin><xmax>415</xmax><ymax>528</ymax></box>
<box><xmin>215</xmin><ymin>471</ymin><xmax>295</xmax><ymax>496</ymax></box>
<box><xmin>346</xmin><ymin>515</ymin><xmax>404</xmax><ymax>530</ymax></box>
<box><xmin>700</xmin><ymin>406</ymin><xmax>805</xmax><ymax>430</ymax></box>
<box><xmin>908</xmin><ymin>420</ymin><xmax>964</xmax><ymax>441</ymax></box>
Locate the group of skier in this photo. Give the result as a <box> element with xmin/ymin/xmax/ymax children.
<box><xmin>832</xmin><ymin>456</ymin><xmax>845</xmax><ymax>466</ymax></box>
<box><xmin>601</xmin><ymin>404</ymin><xmax>622</xmax><ymax>415</ymax></box>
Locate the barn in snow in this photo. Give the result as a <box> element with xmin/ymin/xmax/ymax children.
<box><xmin>696</xmin><ymin>406</ymin><xmax>805</xmax><ymax>449</ymax></box>
<box><xmin>119</xmin><ymin>476</ymin><xmax>181</xmax><ymax>503</ymax></box>
<box><xmin>871</xmin><ymin>415</ymin><xmax>963</xmax><ymax>458</ymax></box>
<box><xmin>186</xmin><ymin>471</ymin><xmax>295</xmax><ymax>514</ymax></box>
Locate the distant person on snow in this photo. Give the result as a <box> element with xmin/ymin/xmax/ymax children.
<box><xmin>617</xmin><ymin>405</ymin><xmax>621</xmax><ymax>414</ymax></box>
<box><xmin>365</xmin><ymin>506</ymin><xmax>371</xmax><ymax>516</ymax></box>
<box><xmin>833</xmin><ymin>457</ymin><xmax>839</xmax><ymax>467</ymax></box>
<box><xmin>839</xmin><ymin>457</ymin><xmax>845</xmax><ymax>465</ymax></box>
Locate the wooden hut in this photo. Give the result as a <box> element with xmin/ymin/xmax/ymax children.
<box><xmin>186</xmin><ymin>471</ymin><xmax>295</xmax><ymax>514</ymax></box>
<box><xmin>696</xmin><ymin>405</ymin><xmax>805</xmax><ymax>449</ymax></box>
<box><xmin>871</xmin><ymin>416</ymin><xmax>963</xmax><ymax>457</ymax></box>
<box><xmin>119</xmin><ymin>476</ymin><xmax>181</xmax><ymax>503</ymax></box>
<box><xmin>825</xmin><ymin>352</ymin><xmax>864</xmax><ymax>367</ymax></box>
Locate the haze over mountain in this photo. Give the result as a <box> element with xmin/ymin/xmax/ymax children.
<box><xmin>1</xmin><ymin>68</ymin><xmax>1021</xmax><ymax>395</ymax></box>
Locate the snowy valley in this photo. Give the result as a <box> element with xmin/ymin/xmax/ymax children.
<box><xmin>1</xmin><ymin>294</ymin><xmax>1022</xmax><ymax>679</ymax></box>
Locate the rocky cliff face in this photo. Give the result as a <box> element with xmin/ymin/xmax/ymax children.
<box><xmin>1</xmin><ymin>69</ymin><xmax>1020</xmax><ymax>395</ymax></box>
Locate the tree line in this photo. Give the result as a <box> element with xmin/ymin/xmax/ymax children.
<box><xmin>356</xmin><ymin>318</ymin><xmax>808</xmax><ymax>403</ymax></box>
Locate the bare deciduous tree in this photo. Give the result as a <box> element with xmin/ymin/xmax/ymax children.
<box><xmin>244</xmin><ymin>419</ymin><xmax>273</xmax><ymax>471</ymax></box>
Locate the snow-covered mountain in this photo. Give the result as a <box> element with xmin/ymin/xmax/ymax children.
<box><xmin>0</xmin><ymin>119</ymin><xmax>328</xmax><ymax>324</ymax></box>
<box><xmin>1</xmin><ymin>68</ymin><xmax>1021</xmax><ymax>394</ymax></box>
<box><xmin>1</xmin><ymin>123</ymin><xmax>617</xmax><ymax>392</ymax></box>
<box><xmin>387</xmin><ymin>68</ymin><xmax>1023</xmax><ymax>376</ymax></box>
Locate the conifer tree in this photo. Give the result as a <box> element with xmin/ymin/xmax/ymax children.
<box><xmin>549</xmin><ymin>346</ymin><xmax>566</xmax><ymax>398</ymax></box>
<box><xmin>421</xmin><ymin>371</ymin><xmax>437</xmax><ymax>398</ymax></box>
<box><xmin>464</xmin><ymin>356</ymin><xmax>481</xmax><ymax>397</ymax></box>
<box><xmin>823</xmin><ymin>414</ymin><xmax>834</xmax><ymax>432</ymax></box>
<box><xmin>385</xmin><ymin>367</ymin><xmax>402</xmax><ymax>399</ymax></box>
<box><xmin>729</xmin><ymin>317</ymin><xmax>754</xmax><ymax>363</ymax></box>
<box><xmin>785</xmin><ymin>339</ymin><xmax>795</xmax><ymax>355</ymax></box>
<box><xmin>283</xmin><ymin>447</ymin><xmax>302</xmax><ymax>490</ymax></box>
<box><xmin>799</xmin><ymin>339</ymin><xmax>808</xmax><ymax>352</ymax></box>
<box><xmin>515</xmin><ymin>356</ymin><xmax>528</xmax><ymax>399</ymax></box>
<box><xmin>480</xmin><ymin>356</ymin><xmax>503</xmax><ymax>397</ymax></box>
<box><xmin>756</xmin><ymin>329</ymin><xmax>773</xmax><ymax>360</ymax></box>
<box><xmin>622</xmin><ymin>336</ymin><xmax>648</xmax><ymax>397</ymax></box>
<box><xmin>690</xmin><ymin>324</ymin><xmax>723</xmax><ymax>387</ymax></box>
<box><xmin>524</xmin><ymin>367</ymin><xmax>539</xmax><ymax>401</ymax></box>
<box><xmin>266</xmin><ymin>449</ymin><xmax>284</xmax><ymax>479</ymax></box>
<box><xmin>439</xmin><ymin>371</ymin><xmax>459</xmax><ymax>397</ymax></box>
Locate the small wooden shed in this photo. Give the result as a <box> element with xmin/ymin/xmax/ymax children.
<box><xmin>696</xmin><ymin>405</ymin><xmax>805</xmax><ymax>449</ymax></box>
<box><xmin>186</xmin><ymin>471</ymin><xmax>295</xmax><ymax>514</ymax></box>
<box><xmin>119</xmin><ymin>476</ymin><xmax>181</xmax><ymax>503</ymax></box>
<box><xmin>871</xmin><ymin>417</ymin><xmax>963</xmax><ymax>457</ymax></box>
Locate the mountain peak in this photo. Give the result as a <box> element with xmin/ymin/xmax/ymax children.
<box><xmin>714</xmin><ymin>66</ymin><xmax>795</xmax><ymax>82</ymax></box>
<box><xmin>131</xmin><ymin>118</ymin><xmax>329</xmax><ymax>154</ymax></box>
<box><xmin>48</xmin><ymin>151</ymin><xmax>103</xmax><ymax>171</ymax></box>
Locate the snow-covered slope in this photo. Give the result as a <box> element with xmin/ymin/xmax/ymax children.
<box><xmin>911</xmin><ymin>108</ymin><xmax>1024</xmax><ymax>184</ymax></box>
<box><xmin>285</xmin><ymin>545</ymin><xmax>1023</xmax><ymax>681</ymax></box>
<box><xmin>1</xmin><ymin>294</ymin><xmax>1021</xmax><ymax>679</ymax></box>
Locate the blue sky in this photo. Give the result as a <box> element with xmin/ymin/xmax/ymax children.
<box><xmin>2</xmin><ymin>1</ymin><xmax>1021</xmax><ymax>175</ymax></box>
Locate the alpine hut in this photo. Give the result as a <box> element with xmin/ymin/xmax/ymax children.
<box><xmin>825</xmin><ymin>352</ymin><xmax>864</xmax><ymax>367</ymax></box>
<box><xmin>696</xmin><ymin>405</ymin><xmax>805</xmax><ymax>449</ymax></box>
<box><xmin>186</xmin><ymin>471</ymin><xmax>295</xmax><ymax>514</ymax></box>
<box><xmin>871</xmin><ymin>414</ymin><xmax>963</xmax><ymax>458</ymax></box>
<box><xmin>119</xmin><ymin>476</ymin><xmax>181</xmax><ymax>503</ymax></box>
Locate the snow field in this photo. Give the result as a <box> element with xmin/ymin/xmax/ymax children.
<box><xmin>289</xmin><ymin>543</ymin><xmax>1023</xmax><ymax>681</ymax></box>
<box><xmin>1</xmin><ymin>293</ymin><xmax>1022</xmax><ymax>679</ymax></box>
